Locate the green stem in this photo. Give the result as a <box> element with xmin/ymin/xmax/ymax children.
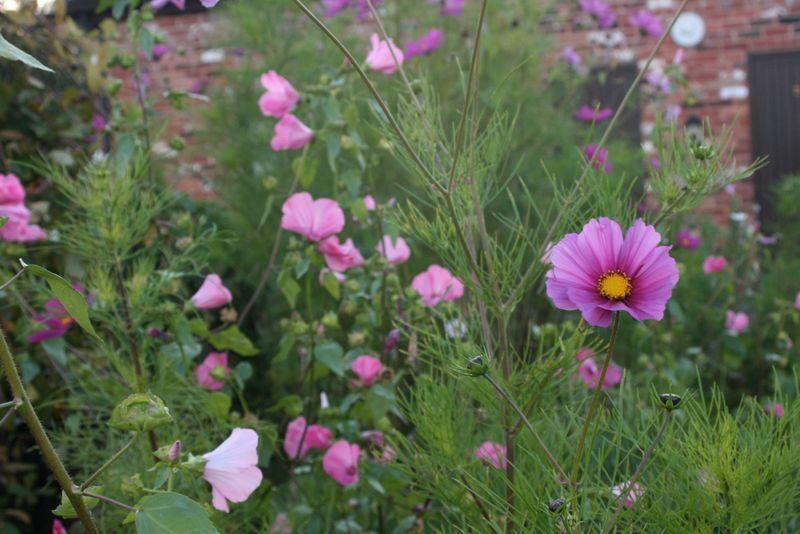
<box><xmin>81</xmin><ymin>490</ymin><xmax>138</xmax><ymax>513</ymax></box>
<box><xmin>80</xmin><ymin>432</ymin><xmax>138</xmax><ymax>490</ymax></box>
<box><xmin>0</xmin><ymin>265</ymin><xmax>27</xmax><ymax>292</ymax></box>
<box><xmin>0</xmin><ymin>328</ymin><xmax>99</xmax><ymax>534</ymax></box>
<box><xmin>570</xmin><ymin>312</ymin><xmax>622</xmax><ymax>484</ymax></box>
<box><xmin>0</xmin><ymin>399</ymin><xmax>15</xmax><ymax>410</ymax></box>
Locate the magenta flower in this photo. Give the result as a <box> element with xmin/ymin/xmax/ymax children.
<box><xmin>474</xmin><ymin>441</ymin><xmax>507</xmax><ymax>470</ymax></box>
<box><xmin>411</xmin><ymin>264</ymin><xmax>465</xmax><ymax>307</ymax></box>
<box><xmin>577</xmin><ymin>351</ymin><xmax>623</xmax><ymax>389</ymax></box>
<box><xmin>365</xmin><ymin>33</ymin><xmax>404</xmax><ymax>75</ymax></box>
<box><xmin>151</xmin><ymin>43</ymin><xmax>170</xmax><ymax>61</ymax></box>
<box><xmin>91</xmin><ymin>113</ymin><xmax>107</xmax><ymax>133</ymax></box>
<box><xmin>283</xmin><ymin>416</ymin><xmax>333</xmax><ymax>459</ymax></box>
<box><xmin>318</xmin><ymin>236</ymin><xmax>365</xmax><ymax>272</ymax></box>
<box><xmin>0</xmin><ymin>179</ymin><xmax>46</xmax><ymax>244</ymax></box>
<box><xmin>363</xmin><ymin>195</ymin><xmax>376</xmax><ymax>211</ymax></box>
<box><xmin>351</xmin><ymin>355</ymin><xmax>384</xmax><ymax>387</ymax></box>
<box><xmin>281</xmin><ymin>192</ymin><xmax>345</xmax><ymax>241</ymax></box>
<box><xmin>190</xmin><ymin>274</ymin><xmax>233</xmax><ymax>309</ymax></box>
<box><xmin>611</xmin><ymin>481</ymin><xmax>644</xmax><ymax>509</ymax></box>
<box><xmin>0</xmin><ymin>174</ymin><xmax>25</xmax><ymax>204</ymax></box>
<box><xmin>376</xmin><ymin>235</ymin><xmax>411</xmax><ymax>265</ymax></box>
<box><xmin>258</xmin><ymin>71</ymin><xmax>300</xmax><ymax>118</ymax></box>
<box><xmin>629</xmin><ymin>9</ymin><xmax>664</xmax><ymax>38</ymax></box>
<box><xmin>52</xmin><ymin>519</ymin><xmax>67</xmax><ymax>534</ymax></box>
<box><xmin>584</xmin><ymin>144</ymin><xmax>612</xmax><ymax>172</ymax></box>
<box><xmin>322</xmin><ymin>0</ymin><xmax>349</xmax><ymax>17</ymax></box>
<box><xmin>546</xmin><ymin>218</ymin><xmax>680</xmax><ymax>328</ymax></box>
<box><xmin>765</xmin><ymin>403</ymin><xmax>784</xmax><ymax>419</ymax></box>
<box><xmin>29</xmin><ymin>290</ymin><xmax>83</xmax><ymax>344</ymax></box>
<box><xmin>195</xmin><ymin>352</ymin><xmax>230</xmax><ymax>391</ymax></box>
<box><xmin>404</xmin><ymin>28</ymin><xmax>444</xmax><ymax>59</ymax></box>
<box><xmin>271</xmin><ymin>114</ymin><xmax>314</xmax><ymax>151</ymax></box>
<box><xmin>579</xmin><ymin>0</ymin><xmax>616</xmax><ymax>28</ymax></box>
<box><xmin>561</xmin><ymin>46</ymin><xmax>582</xmax><ymax>66</ymax></box>
<box><xmin>323</xmin><ymin>440</ymin><xmax>361</xmax><ymax>486</ymax></box>
<box><xmin>203</xmin><ymin>428</ymin><xmax>263</xmax><ymax>512</ymax></box>
<box><xmin>675</xmin><ymin>228</ymin><xmax>701</xmax><ymax>250</ymax></box>
<box><xmin>151</xmin><ymin>0</ymin><xmax>184</xmax><ymax>10</ymax></box>
<box><xmin>574</xmin><ymin>105</ymin><xmax>614</xmax><ymax>123</ymax></box>
<box><xmin>725</xmin><ymin>310</ymin><xmax>749</xmax><ymax>333</ymax></box>
<box><xmin>702</xmin><ymin>255</ymin><xmax>727</xmax><ymax>274</ymax></box>
<box><xmin>353</xmin><ymin>0</ymin><xmax>381</xmax><ymax>19</ymax></box>
<box><xmin>438</xmin><ymin>0</ymin><xmax>466</xmax><ymax>16</ymax></box>
<box><xmin>0</xmin><ymin>218</ymin><xmax>47</xmax><ymax>243</ymax></box>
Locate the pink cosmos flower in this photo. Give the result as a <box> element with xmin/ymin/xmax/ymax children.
<box><xmin>351</xmin><ymin>355</ymin><xmax>384</xmax><ymax>387</ymax></box>
<box><xmin>363</xmin><ymin>195</ymin><xmax>376</xmax><ymax>211</ymax></box>
<box><xmin>546</xmin><ymin>218</ymin><xmax>680</xmax><ymax>328</ymax></box>
<box><xmin>584</xmin><ymin>144</ymin><xmax>612</xmax><ymax>172</ymax></box>
<box><xmin>190</xmin><ymin>274</ymin><xmax>233</xmax><ymax>309</ymax></box>
<box><xmin>151</xmin><ymin>0</ymin><xmax>185</xmax><ymax>10</ymax></box>
<box><xmin>318</xmin><ymin>236</ymin><xmax>365</xmax><ymax>272</ymax></box>
<box><xmin>404</xmin><ymin>28</ymin><xmax>444</xmax><ymax>59</ymax></box>
<box><xmin>765</xmin><ymin>403</ymin><xmax>784</xmax><ymax>419</ymax></box>
<box><xmin>725</xmin><ymin>310</ymin><xmax>749</xmax><ymax>333</ymax></box>
<box><xmin>438</xmin><ymin>0</ymin><xmax>466</xmax><ymax>16</ymax></box>
<box><xmin>629</xmin><ymin>9</ymin><xmax>664</xmax><ymax>38</ymax></box>
<box><xmin>203</xmin><ymin>428</ymin><xmax>263</xmax><ymax>512</ymax></box>
<box><xmin>702</xmin><ymin>255</ymin><xmax>727</xmax><ymax>274</ymax></box>
<box><xmin>195</xmin><ymin>352</ymin><xmax>230</xmax><ymax>391</ymax></box>
<box><xmin>323</xmin><ymin>440</ymin><xmax>361</xmax><ymax>486</ymax></box>
<box><xmin>151</xmin><ymin>43</ymin><xmax>170</xmax><ymax>61</ymax></box>
<box><xmin>579</xmin><ymin>0</ymin><xmax>616</xmax><ymax>28</ymax></box>
<box><xmin>411</xmin><ymin>264</ymin><xmax>465</xmax><ymax>307</ymax></box>
<box><xmin>281</xmin><ymin>192</ymin><xmax>345</xmax><ymax>241</ymax></box>
<box><xmin>283</xmin><ymin>416</ymin><xmax>333</xmax><ymax>459</ymax></box>
<box><xmin>271</xmin><ymin>114</ymin><xmax>314</xmax><ymax>151</ymax></box>
<box><xmin>611</xmin><ymin>481</ymin><xmax>644</xmax><ymax>509</ymax></box>
<box><xmin>561</xmin><ymin>46</ymin><xmax>582</xmax><ymax>66</ymax></box>
<box><xmin>0</xmin><ymin>174</ymin><xmax>26</xmax><ymax>204</ymax></box>
<box><xmin>577</xmin><ymin>351</ymin><xmax>623</xmax><ymax>389</ymax></box>
<box><xmin>28</xmin><ymin>285</ymin><xmax>86</xmax><ymax>343</ymax></box>
<box><xmin>258</xmin><ymin>71</ymin><xmax>300</xmax><ymax>118</ymax></box>
<box><xmin>675</xmin><ymin>228</ymin><xmax>701</xmax><ymax>250</ymax></box>
<box><xmin>52</xmin><ymin>519</ymin><xmax>67</xmax><ymax>534</ymax></box>
<box><xmin>365</xmin><ymin>33</ymin><xmax>404</xmax><ymax>75</ymax></box>
<box><xmin>376</xmin><ymin>235</ymin><xmax>411</xmax><ymax>265</ymax></box>
<box><xmin>574</xmin><ymin>105</ymin><xmax>614</xmax><ymax>123</ymax></box>
<box><xmin>322</xmin><ymin>0</ymin><xmax>349</xmax><ymax>17</ymax></box>
<box><xmin>474</xmin><ymin>441</ymin><xmax>507</xmax><ymax>470</ymax></box>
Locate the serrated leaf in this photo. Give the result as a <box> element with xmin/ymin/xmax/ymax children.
<box><xmin>208</xmin><ymin>325</ymin><xmax>259</xmax><ymax>356</ymax></box>
<box><xmin>0</xmin><ymin>32</ymin><xmax>53</xmax><ymax>72</ymax></box>
<box><xmin>135</xmin><ymin>492</ymin><xmax>217</xmax><ymax>534</ymax></box>
<box><xmin>26</xmin><ymin>264</ymin><xmax>98</xmax><ymax>339</ymax></box>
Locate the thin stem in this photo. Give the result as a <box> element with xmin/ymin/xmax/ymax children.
<box><xmin>603</xmin><ymin>412</ymin><xmax>673</xmax><ymax>532</ymax></box>
<box><xmin>0</xmin><ymin>328</ymin><xmax>99</xmax><ymax>533</ymax></box>
<box><xmin>81</xmin><ymin>490</ymin><xmax>138</xmax><ymax>513</ymax></box>
<box><xmin>570</xmin><ymin>312</ymin><xmax>621</xmax><ymax>483</ymax></box>
<box><xmin>0</xmin><ymin>399</ymin><xmax>15</xmax><ymax>410</ymax></box>
<box><xmin>0</xmin><ymin>403</ymin><xmax>17</xmax><ymax>426</ymax></box>
<box><xmin>0</xmin><ymin>265</ymin><xmax>27</xmax><ymax>292</ymax></box>
<box><xmin>80</xmin><ymin>432</ymin><xmax>138</xmax><ymax>490</ymax></box>
<box><xmin>483</xmin><ymin>373</ymin><xmax>570</xmax><ymax>485</ymax></box>
<box><xmin>459</xmin><ymin>473</ymin><xmax>493</xmax><ymax>524</ymax></box>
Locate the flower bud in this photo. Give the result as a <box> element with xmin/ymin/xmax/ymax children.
<box><xmin>340</xmin><ymin>135</ymin><xmax>356</xmax><ymax>150</ymax></box>
<box><xmin>466</xmin><ymin>355</ymin><xmax>488</xmax><ymax>377</ymax></box>
<box><xmin>262</xmin><ymin>176</ymin><xmax>278</xmax><ymax>190</ymax></box>
<box><xmin>210</xmin><ymin>365</ymin><xmax>229</xmax><ymax>382</ymax></box>
<box><xmin>548</xmin><ymin>497</ymin><xmax>565</xmax><ymax>513</ymax></box>
<box><xmin>384</xmin><ymin>329</ymin><xmax>401</xmax><ymax>353</ymax></box>
<box><xmin>109</xmin><ymin>393</ymin><xmax>173</xmax><ymax>432</ymax></box>
<box><xmin>321</xmin><ymin>311</ymin><xmax>339</xmax><ymax>329</ymax></box>
<box><xmin>690</xmin><ymin>142</ymin><xmax>715</xmax><ymax>161</ymax></box>
<box><xmin>168</xmin><ymin>440</ymin><xmax>182</xmax><ymax>462</ymax></box>
<box><xmin>348</xmin><ymin>331</ymin><xmax>366</xmax><ymax>347</ymax></box>
<box><xmin>658</xmin><ymin>393</ymin><xmax>682</xmax><ymax>411</ymax></box>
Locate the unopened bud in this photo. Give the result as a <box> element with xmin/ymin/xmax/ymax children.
<box><xmin>548</xmin><ymin>497</ymin><xmax>565</xmax><ymax>513</ymax></box>
<box><xmin>690</xmin><ymin>142</ymin><xmax>715</xmax><ymax>161</ymax></box>
<box><xmin>658</xmin><ymin>393</ymin><xmax>682</xmax><ymax>411</ymax></box>
<box><xmin>168</xmin><ymin>440</ymin><xmax>182</xmax><ymax>462</ymax></box>
<box><xmin>466</xmin><ymin>355</ymin><xmax>488</xmax><ymax>377</ymax></box>
<box><xmin>109</xmin><ymin>393</ymin><xmax>172</xmax><ymax>432</ymax></box>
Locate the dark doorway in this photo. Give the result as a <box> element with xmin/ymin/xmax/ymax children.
<box><xmin>749</xmin><ymin>50</ymin><xmax>800</xmax><ymax>227</ymax></box>
<box><xmin>586</xmin><ymin>63</ymin><xmax>641</xmax><ymax>142</ymax></box>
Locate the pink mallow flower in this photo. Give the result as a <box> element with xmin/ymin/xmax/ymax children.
<box><xmin>365</xmin><ymin>33</ymin><xmax>404</xmax><ymax>75</ymax></box>
<box><xmin>323</xmin><ymin>440</ymin><xmax>361</xmax><ymax>486</ymax></box>
<box><xmin>675</xmin><ymin>228</ymin><xmax>701</xmax><ymax>250</ymax></box>
<box><xmin>203</xmin><ymin>428</ymin><xmax>263</xmax><ymax>512</ymax></box>
<box><xmin>281</xmin><ymin>192</ymin><xmax>345</xmax><ymax>241</ymax></box>
<box><xmin>584</xmin><ymin>144</ymin><xmax>612</xmax><ymax>172</ymax></box>
<box><xmin>611</xmin><ymin>481</ymin><xmax>644</xmax><ymax>509</ymax></box>
<box><xmin>351</xmin><ymin>355</ymin><xmax>384</xmax><ymax>387</ymax></box>
<box><xmin>629</xmin><ymin>9</ymin><xmax>664</xmax><ymax>38</ymax></box>
<box><xmin>258</xmin><ymin>71</ymin><xmax>300</xmax><ymax>118</ymax></box>
<box><xmin>765</xmin><ymin>403</ymin><xmax>784</xmax><ymax>419</ymax></box>
<box><xmin>190</xmin><ymin>274</ymin><xmax>233</xmax><ymax>309</ymax></box>
<box><xmin>363</xmin><ymin>195</ymin><xmax>376</xmax><ymax>211</ymax></box>
<box><xmin>577</xmin><ymin>349</ymin><xmax>623</xmax><ymax>390</ymax></box>
<box><xmin>702</xmin><ymin>255</ymin><xmax>727</xmax><ymax>274</ymax></box>
<box><xmin>725</xmin><ymin>310</ymin><xmax>749</xmax><ymax>333</ymax></box>
<box><xmin>318</xmin><ymin>236</ymin><xmax>365</xmax><ymax>272</ymax></box>
<box><xmin>574</xmin><ymin>105</ymin><xmax>614</xmax><ymax>123</ymax></box>
<box><xmin>546</xmin><ymin>218</ymin><xmax>680</xmax><ymax>328</ymax></box>
<box><xmin>376</xmin><ymin>235</ymin><xmax>411</xmax><ymax>265</ymax></box>
<box><xmin>404</xmin><ymin>28</ymin><xmax>444</xmax><ymax>59</ymax></box>
<box><xmin>195</xmin><ymin>352</ymin><xmax>230</xmax><ymax>391</ymax></box>
<box><xmin>0</xmin><ymin>173</ymin><xmax>26</xmax><ymax>204</ymax></box>
<box><xmin>411</xmin><ymin>264</ymin><xmax>465</xmax><ymax>307</ymax></box>
<box><xmin>283</xmin><ymin>416</ymin><xmax>333</xmax><ymax>459</ymax></box>
<box><xmin>0</xmin><ymin>175</ymin><xmax>46</xmax><ymax>243</ymax></box>
<box><xmin>271</xmin><ymin>114</ymin><xmax>314</xmax><ymax>151</ymax></box>
<box><xmin>474</xmin><ymin>441</ymin><xmax>507</xmax><ymax>470</ymax></box>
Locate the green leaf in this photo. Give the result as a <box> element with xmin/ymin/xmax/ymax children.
<box><xmin>277</xmin><ymin>270</ymin><xmax>301</xmax><ymax>308</ymax></box>
<box><xmin>314</xmin><ymin>342</ymin><xmax>345</xmax><ymax>377</ymax></box>
<box><xmin>235</xmin><ymin>361</ymin><xmax>253</xmax><ymax>382</ymax></box>
<box><xmin>273</xmin><ymin>333</ymin><xmax>296</xmax><ymax>364</ymax></box>
<box><xmin>0</xmin><ymin>32</ymin><xmax>53</xmax><ymax>72</ymax></box>
<box><xmin>321</xmin><ymin>270</ymin><xmax>341</xmax><ymax>300</ymax></box>
<box><xmin>293</xmin><ymin>156</ymin><xmax>318</xmax><ymax>189</ymax></box>
<box><xmin>26</xmin><ymin>264</ymin><xmax>98</xmax><ymax>339</ymax></box>
<box><xmin>207</xmin><ymin>325</ymin><xmax>259</xmax><ymax>356</ymax></box>
<box><xmin>202</xmin><ymin>392</ymin><xmax>231</xmax><ymax>422</ymax></box>
<box><xmin>52</xmin><ymin>486</ymin><xmax>103</xmax><ymax>518</ymax></box>
<box><xmin>135</xmin><ymin>492</ymin><xmax>217</xmax><ymax>534</ymax></box>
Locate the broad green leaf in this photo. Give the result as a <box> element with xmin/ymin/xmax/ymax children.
<box><xmin>26</xmin><ymin>264</ymin><xmax>98</xmax><ymax>339</ymax></box>
<box><xmin>273</xmin><ymin>333</ymin><xmax>296</xmax><ymax>364</ymax></box>
<box><xmin>208</xmin><ymin>325</ymin><xmax>259</xmax><ymax>356</ymax></box>
<box><xmin>0</xmin><ymin>32</ymin><xmax>53</xmax><ymax>72</ymax></box>
<box><xmin>277</xmin><ymin>270</ymin><xmax>301</xmax><ymax>308</ymax></box>
<box><xmin>202</xmin><ymin>392</ymin><xmax>231</xmax><ymax>422</ymax></box>
<box><xmin>314</xmin><ymin>342</ymin><xmax>345</xmax><ymax>377</ymax></box>
<box><xmin>135</xmin><ymin>492</ymin><xmax>217</xmax><ymax>534</ymax></box>
<box><xmin>321</xmin><ymin>270</ymin><xmax>341</xmax><ymax>300</ymax></box>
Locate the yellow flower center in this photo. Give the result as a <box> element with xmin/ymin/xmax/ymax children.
<box><xmin>597</xmin><ymin>270</ymin><xmax>632</xmax><ymax>301</ymax></box>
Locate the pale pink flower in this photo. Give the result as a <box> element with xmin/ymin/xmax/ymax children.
<box><xmin>611</xmin><ymin>481</ymin><xmax>644</xmax><ymax>509</ymax></box>
<box><xmin>0</xmin><ymin>202</ymin><xmax>47</xmax><ymax>243</ymax></box>
<box><xmin>474</xmin><ymin>441</ymin><xmax>507</xmax><ymax>470</ymax></box>
<box><xmin>190</xmin><ymin>274</ymin><xmax>233</xmax><ymax>309</ymax></box>
<box><xmin>363</xmin><ymin>195</ymin><xmax>376</xmax><ymax>211</ymax></box>
<box><xmin>0</xmin><ymin>173</ymin><xmax>26</xmax><ymax>204</ymax></box>
<box><xmin>281</xmin><ymin>192</ymin><xmax>345</xmax><ymax>241</ymax></box>
<box><xmin>411</xmin><ymin>264</ymin><xmax>464</xmax><ymax>307</ymax></box>
<box><xmin>203</xmin><ymin>428</ymin><xmax>263</xmax><ymax>512</ymax></box>
<box><xmin>283</xmin><ymin>416</ymin><xmax>333</xmax><ymax>459</ymax></box>
<box><xmin>318</xmin><ymin>236</ymin><xmax>365</xmax><ymax>272</ymax></box>
<box><xmin>376</xmin><ymin>235</ymin><xmax>411</xmax><ymax>265</ymax></box>
<box><xmin>578</xmin><ymin>354</ymin><xmax>623</xmax><ymax>390</ymax></box>
<box><xmin>725</xmin><ymin>310</ymin><xmax>749</xmax><ymax>333</ymax></box>
<box><xmin>351</xmin><ymin>355</ymin><xmax>384</xmax><ymax>387</ymax></box>
<box><xmin>258</xmin><ymin>71</ymin><xmax>300</xmax><ymax>118</ymax></box>
<box><xmin>365</xmin><ymin>33</ymin><xmax>404</xmax><ymax>75</ymax></box>
<box><xmin>271</xmin><ymin>114</ymin><xmax>314</xmax><ymax>151</ymax></box>
<box><xmin>673</xmin><ymin>48</ymin><xmax>685</xmax><ymax>65</ymax></box>
<box><xmin>195</xmin><ymin>352</ymin><xmax>230</xmax><ymax>391</ymax></box>
<box><xmin>323</xmin><ymin>440</ymin><xmax>361</xmax><ymax>486</ymax></box>
<box><xmin>702</xmin><ymin>255</ymin><xmax>727</xmax><ymax>274</ymax></box>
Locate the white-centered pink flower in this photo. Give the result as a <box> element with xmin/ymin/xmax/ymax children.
<box><xmin>411</xmin><ymin>264</ymin><xmax>464</xmax><ymax>307</ymax></box>
<box><xmin>365</xmin><ymin>33</ymin><xmax>404</xmax><ymax>75</ymax></box>
<box><xmin>203</xmin><ymin>428</ymin><xmax>263</xmax><ymax>512</ymax></box>
<box><xmin>281</xmin><ymin>192</ymin><xmax>345</xmax><ymax>241</ymax></box>
<box><xmin>376</xmin><ymin>235</ymin><xmax>411</xmax><ymax>265</ymax></box>
<box><xmin>258</xmin><ymin>71</ymin><xmax>300</xmax><ymax>118</ymax></box>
